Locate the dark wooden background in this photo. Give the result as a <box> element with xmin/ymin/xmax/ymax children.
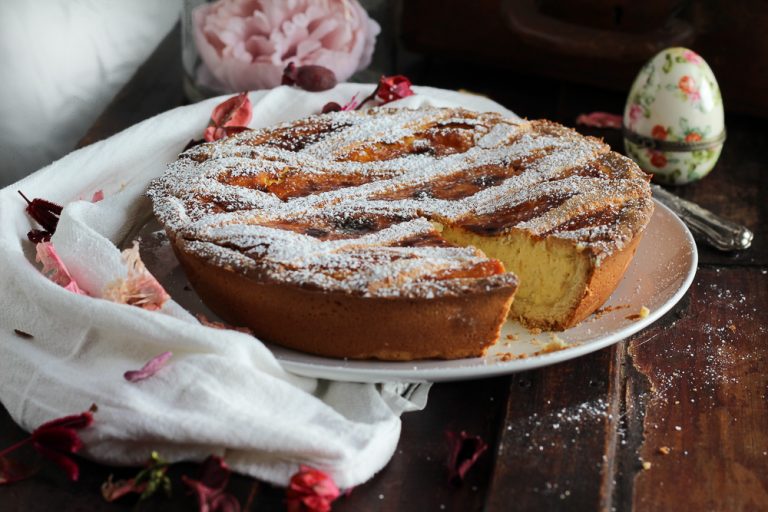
<box><xmin>1</xmin><ymin>25</ymin><xmax>766</xmax><ymax>511</ymax></box>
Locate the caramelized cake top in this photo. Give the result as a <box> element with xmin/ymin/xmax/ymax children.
<box><xmin>148</xmin><ymin>107</ymin><xmax>652</xmax><ymax>298</ymax></box>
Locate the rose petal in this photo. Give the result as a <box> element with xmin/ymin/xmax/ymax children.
<box><xmin>376</xmin><ymin>75</ymin><xmax>414</xmax><ymax>103</ymax></box>
<box><xmin>211</xmin><ymin>492</ymin><xmax>242</xmax><ymax>512</ymax></box>
<box><xmin>575</xmin><ymin>112</ymin><xmax>623</xmax><ymax>129</ymax></box>
<box><xmin>103</xmin><ymin>241</ymin><xmax>170</xmax><ymax>310</ymax></box>
<box><xmin>183</xmin><ymin>476</ymin><xmax>217</xmax><ymax>512</ymax></box>
<box><xmin>124</xmin><ymin>351</ymin><xmax>173</xmax><ymax>383</ymax></box>
<box><xmin>286</xmin><ymin>465</ymin><xmax>339</xmax><ymax>512</ymax></box>
<box><xmin>445</xmin><ymin>430</ymin><xmax>488</xmax><ymax>484</ymax></box>
<box><xmin>35</xmin><ymin>242</ymin><xmax>88</xmax><ymax>295</ymax></box>
<box><xmin>101</xmin><ymin>475</ymin><xmax>147</xmax><ymax>502</ymax></box>
<box><xmin>341</xmin><ymin>94</ymin><xmax>359</xmax><ymax>111</ymax></box>
<box><xmin>210</xmin><ymin>92</ymin><xmax>253</xmax><ymax>130</ymax></box>
<box><xmin>182</xmin><ymin>456</ymin><xmax>240</xmax><ymax>512</ymax></box>
<box><xmin>245</xmin><ymin>35</ymin><xmax>275</xmax><ymax>59</ymax></box>
<box><xmin>32</xmin><ymin>427</ymin><xmax>82</xmax><ymax>455</ymax></box>
<box><xmin>34</xmin><ymin>445</ymin><xmax>81</xmax><ymax>481</ymax></box>
<box><xmin>27</xmin><ymin>229</ymin><xmax>51</xmax><ymax>243</ymax></box>
<box><xmin>18</xmin><ymin>192</ymin><xmax>62</xmax><ymax>234</ymax></box>
<box><xmin>204</xmin><ymin>125</ymin><xmax>251</xmax><ymax>142</ymax></box>
<box><xmin>199</xmin><ymin>455</ymin><xmax>230</xmax><ymax>491</ymax></box>
<box><xmin>36</xmin><ymin>411</ymin><xmax>93</xmax><ymax>432</ymax></box>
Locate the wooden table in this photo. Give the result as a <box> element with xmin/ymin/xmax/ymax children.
<box><xmin>2</xmin><ymin>28</ymin><xmax>766</xmax><ymax>511</ymax></box>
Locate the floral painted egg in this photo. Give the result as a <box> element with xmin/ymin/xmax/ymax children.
<box><xmin>623</xmin><ymin>47</ymin><xmax>725</xmax><ymax>185</ymax></box>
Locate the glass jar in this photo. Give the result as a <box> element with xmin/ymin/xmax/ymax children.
<box><xmin>181</xmin><ymin>0</ymin><xmax>219</xmax><ymax>102</ymax></box>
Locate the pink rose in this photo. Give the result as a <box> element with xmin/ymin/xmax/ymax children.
<box><xmin>193</xmin><ymin>0</ymin><xmax>380</xmax><ymax>92</ymax></box>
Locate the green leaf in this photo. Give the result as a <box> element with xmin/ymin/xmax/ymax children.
<box><xmin>662</xmin><ymin>54</ymin><xmax>673</xmax><ymax>73</ymax></box>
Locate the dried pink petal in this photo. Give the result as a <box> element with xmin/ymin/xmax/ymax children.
<box><xmin>356</xmin><ymin>75</ymin><xmax>415</xmax><ymax>110</ymax></box>
<box><xmin>324</xmin><ymin>93</ymin><xmax>360</xmax><ymax>113</ymax></box>
<box><xmin>375</xmin><ymin>75</ymin><xmax>414</xmax><ymax>103</ymax></box>
<box><xmin>0</xmin><ymin>410</ymin><xmax>93</xmax><ymax>484</ymax></box>
<box><xmin>32</xmin><ymin>427</ymin><xmax>82</xmax><ymax>457</ymax></box>
<box><xmin>204</xmin><ymin>125</ymin><xmax>251</xmax><ymax>142</ymax></box>
<box><xmin>286</xmin><ymin>465</ymin><xmax>339</xmax><ymax>512</ymax></box>
<box><xmin>211</xmin><ymin>92</ymin><xmax>252</xmax><ymax>129</ymax></box>
<box><xmin>19</xmin><ymin>191</ymin><xmax>62</xmax><ymax>234</ymax></box>
<box><xmin>575</xmin><ymin>112</ymin><xmax>623</xmax><ymax>129</ymax></box>
<box><xmin>103</xmin><ymin>242</ymin><xmax>170</xmax><ymax>310</ymax></box>
<box><xmin>198</xmin><ymin>455</ymin><xmax>231</xmax><ymax>492</ymax></box>
<box><xmin>36</xmin><ymin>411</ymin><xmax>93</xmax><ymax>432</ymax></box>
<box><xmin>182</xmin><ymin>455</ymin><xmax>241</xmax><ymax>512</ymax></box>
<box><xmin>35</xmin><ymin>242</ymin><xmax>88</xmax><ymax>295</ymax></box>
<box><xmin>35</xmin><ymin>444</ymin><xmax>81</xmax><ymax>481</ymax></box>
<box><xmin>445</xmin><ymin>430</ymin><xmax>488</xmax><ymax>484</ymax></box>
<box><xmin>27</xmin><ymin>229</ymin><xmax>52</xmax><ymax>243</ymax></box>
<box><xmin>101</xmin><ymin>475</ymin><xmax>147</xmax><ymax>502</ymax></box>
<box><xmin>340</xmin><ymin>94</ymin><xmax>359</xmax><ymax>111</ymax></box>
<box><xmin>204</xmin><ymin>93</ymin><xmax>253</xmax><ymax>142</ymax></box>
<box><xmin>32</xmin><ymin>410</ymin><xmax>93</xmax><ymax>481</ymax></box>
<box><xmin>124</xmin><ymin>351</ymin><xmax>173</xmax><ymax>383</ymax></box>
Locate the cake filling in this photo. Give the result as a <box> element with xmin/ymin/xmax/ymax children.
<box><xmin>440</xmin><ymin>226</ymin><xmax>591</xmax><ymax>329</ymax></box>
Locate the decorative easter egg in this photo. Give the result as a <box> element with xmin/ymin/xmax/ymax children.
<box><xmin>623</xmin><ymin>47</ymin><xmax>725</xmax><ymax>185</ymax></box>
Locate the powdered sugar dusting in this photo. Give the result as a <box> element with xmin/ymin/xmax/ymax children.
<box><xmin>148</xmin><ymin>107</ymin><xmax>651</xmax><ymax>297</ymax></box>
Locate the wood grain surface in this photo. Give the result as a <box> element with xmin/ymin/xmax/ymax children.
<box><xmin>1</xmin><ymin>24</ymin><xmax>766</xmax><ymax>512</ymax></box>
<box><xmin>630</xmin><ymin>267</ymin><xmax>768</xmax><ymax>511</ymax></box>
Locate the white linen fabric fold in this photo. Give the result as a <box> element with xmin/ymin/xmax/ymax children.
<box><xmin>0</xmin><ymin>84</ymin><xmax>515</xmax><ymax>487</ymax></box>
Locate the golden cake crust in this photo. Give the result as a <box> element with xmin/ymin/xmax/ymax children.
<box><xmin>148</xmin><ymin>106</ymin><xmax>652</xmax><ymax>359</ymax></box>
<box><xmin>172</xmin><ymin>235</ymin><xmax>516</xmax><ymax>360</ymax></box>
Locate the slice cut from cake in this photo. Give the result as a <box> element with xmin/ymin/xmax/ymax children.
<box><xmin>438</xmin><ymin>152</ymin><xmax>651</xmax><ymax>330</ymax></box>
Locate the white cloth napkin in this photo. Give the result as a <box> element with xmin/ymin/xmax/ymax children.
<box><xmin>0</xmin><ymin>84</ymin><xmax>516</xmax><ymax>487</ymax></box>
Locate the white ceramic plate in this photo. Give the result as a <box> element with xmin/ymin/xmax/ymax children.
<box><xmin>142</xmin><ymin>199</ymin><xmax>696</xmax><ymax>383</ymax></box>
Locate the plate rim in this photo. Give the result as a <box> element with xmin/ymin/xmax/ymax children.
<box><xmin>274</xmin><ymin>199</ymin><xmax>698</xmax><ymax>383</ymax></box>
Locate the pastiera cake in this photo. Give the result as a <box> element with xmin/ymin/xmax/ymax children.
<box><xmin>148</xmin><ymin>107</ymin><xmax>653</xmax><ymax>360</ymax></box>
